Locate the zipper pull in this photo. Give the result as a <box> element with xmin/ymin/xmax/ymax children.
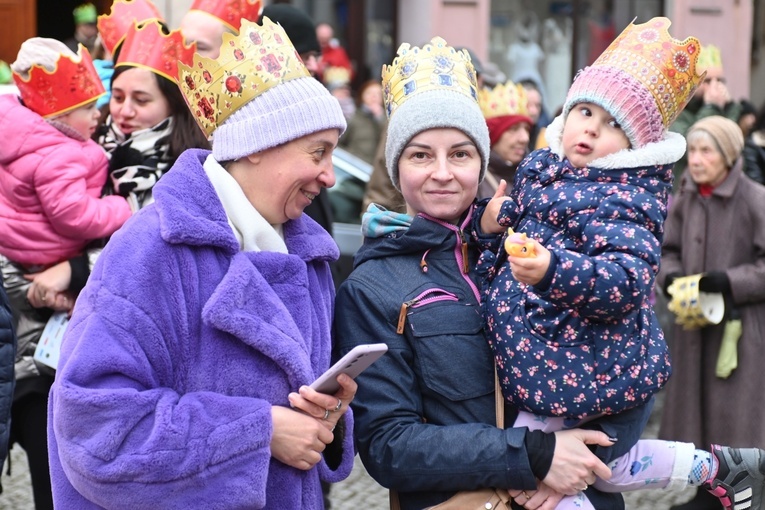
<box><xmin>460</xmin><ymin>231</ymin><xmax>469</xmax><ymax>274</ymax></box>
<box><xmin>397</xmin><ymin>302</ymin><xmax>410</xmax><ymax>334</ymax></box>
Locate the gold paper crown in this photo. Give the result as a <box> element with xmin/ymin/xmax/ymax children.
<box><xmin>697</xmin><ymin>44</ymin><xmax>723</xmax><ymax>71</ymax></box>
<box><xmin>189</xmin><ymin>0</ymin><xmax>264</xmax><ymax>33</ymax></box>
<box><xmin>323</xmin><ymin>66</ymin><xmax>351</xmax><ymax>86</ymax></box>
<box><xmin>591</xmin><ymin>17</ymin><xmax>704</xmax><ymax>129</ymax></box>
<box><xmin>381</xmin><ymin>37</ymin><xmax>479</xmax><ymax>118</ymax></box>
<box><xmin>178</xmin><ymin>17</ymin><xmax>310</xmax><ymax>137</ymax></box>
<box><xmin>116</xmin><ymin>21</ymin><xmax>197</xmax><ymax>83</ymax></box>
<box><xmin>478</xmin><ymin>81</ymin><xmax>528</xmax><ymax>119</ymax></box>
<box><xmin>97</xmin><ymin>0</ymin><xmax>163</xmax><ymax>55</ymax></box>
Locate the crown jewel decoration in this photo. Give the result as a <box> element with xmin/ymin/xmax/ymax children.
<box><xmin>116</xmin><ymin>21</ymin><xmax>196</xmax><ymax>83</ymax></box>
<box><xmin>381</xmin><ymin>37</ymin><xmax>479</xmax><ymax>118</ymax></box>
<box><xmin>13</xmin><ymin>44</ymin><xmax>105</xmax><ymax>118</ymax></box>
<box><xmin>178</xmin><ymin>17</ymin><xmax>310</xmax><ymax>137</ymax></box>
<box><xmin>478</xmin><ymin>80</ymin><xmax>528</xmax><ymax>119</ymax></box>
<box><xmin>697</xmin><ymin>44</ymin><xmax>722</xmax><ymax>71</ymax></box>
<box><xmin>189</xmin><ymin>0</ymin><xmax>264</xmax><ymax>33</ymax></box>
<box><xmin>97</xmin><ymin>0</ymin><xmax>163</xmax><ymax>55</ymax></box>
<box><xmin>592</xmin><ymin>17</ymin><xmax>704</xmax><ymax>129</ymax></box>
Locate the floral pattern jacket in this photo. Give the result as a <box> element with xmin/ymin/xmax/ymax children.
<box><xmin>478</xmin><ymin>115</ymin><xmax>685</xmax><ymax>420</ymax></box>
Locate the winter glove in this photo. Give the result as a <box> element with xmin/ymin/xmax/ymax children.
<box><xmin>662</xmin><ymin>272</ymin><xmax>683</xmax><ymax>296</ymax></box>
<box><xmin>698</xmin><ymin>271</ymin><xmax>731</xmax><ymax>294</ymax></box>
<box><xmin>716</xmin><ymin>319</ymin><xmax>742</xmax><ymax>379</ymax></box>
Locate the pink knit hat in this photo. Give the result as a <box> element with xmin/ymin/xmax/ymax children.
<box><xmin>563</xmin><ymin>17</ymin><xmax>704</xmax><ymax>149</ymax></box>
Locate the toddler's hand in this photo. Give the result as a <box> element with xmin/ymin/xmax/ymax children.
<box><xmin>480</xmin><ymin>179</ymin><xmax>511</xmax><ymax>235</ymax></box>
<box><xmin>509</xmin><ymin>239</ymin><xmax>550</xmax><ymax>286</ymax></box>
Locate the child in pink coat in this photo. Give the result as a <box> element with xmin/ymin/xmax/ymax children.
<box><xmin>0</xmin><ymin>38</ymin><xmax>132</xmax><ymax>375</ymax></box>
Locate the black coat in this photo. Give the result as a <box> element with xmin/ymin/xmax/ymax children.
<box><xmin>0</xmin><ymin>284</ymin><xmax>16</xmax><ymax>467</ymax></box>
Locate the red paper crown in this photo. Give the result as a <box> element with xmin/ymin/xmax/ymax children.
<box><xmin>116</xmin><ymin>21</ymin><xmax>196</xmax><ymax>83</ymax></box>
<box><xmin>13</xmin><ymin>44</ymin><xmax>105</xmax><ymax>118</ymax></box>
<box><xmin>189</xmin><ymin>0</ymin><xmax>264</xmax><ymax>33</ymax></box>
<box><xmin>97</xmin><ymin>0</ymin><xmax>163</xmax><ymax>55</ymax></box>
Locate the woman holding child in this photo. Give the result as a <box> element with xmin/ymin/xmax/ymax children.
<box><xmin>336</xmin><ymin>23</ymin><xmax>765</xmax><ymax>510</ymax></box>
<box><xmin>334</xmin><ymin>37</ymin><xmax>623</xmax><ymax>510</ymax></box>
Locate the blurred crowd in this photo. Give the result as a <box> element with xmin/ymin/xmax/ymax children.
<box><xmin>0</xmin><ymin>2</ymin><xmax>764</xmax><ymax>510</ymax></box>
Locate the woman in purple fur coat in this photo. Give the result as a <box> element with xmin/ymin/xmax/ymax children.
<box><xmin>47</xmin><ymin>18</ymin><xmax>357</xmax><ymax>509</ymax></box>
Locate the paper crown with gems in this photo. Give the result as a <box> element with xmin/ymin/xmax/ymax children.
<box><xmin>178</xmin><ymin>16</ymin><xmax>310</xmax><ymax>137</ymax></box>
<box><xmin>381</xmin><ymin>37</ymin><xmax>479</xmax><ymax>118</ymax></box>
<box><xmin>13</xmin><ymin>44</ymin><xmax>105</xmax><ymax>118</ymax></box>
<box><xmin>116</xmin><ymin>21</ymin><xmax>196</xmax><ymax>83</ymax></box>
<box><xmin>478</xmin><ymin>80</ymin><xmax>528</xmax><ymax>119</ymax></box>
<box><xmin>697</xmin><ymin>44</ymin><xmax>723</xmax><ymax>71</ymax></box>
<box><xmin>97</xmin><ymin>0</ymin><xmax>163</xmax><ymax>55</ymax></box>
<box><xmin>188</xmin><ymin>0</ymin><xmax>263</xmax><ymax>33</ymax></box>
<box><xmin>563</xmin><ymin>17</ymin><xmax>704</xmax><ymax>148</ymax></box>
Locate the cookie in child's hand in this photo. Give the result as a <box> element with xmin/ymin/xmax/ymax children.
<box><xmin>504</xmin><ymin>228</ymin><xmax>536</xmax><ymax>258</ymax></box>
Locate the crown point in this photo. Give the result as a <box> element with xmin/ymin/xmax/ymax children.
<box><xmin>178</xmin><ymin>17</ymin><xmax>310</xmax><ymax>137</ymax></box>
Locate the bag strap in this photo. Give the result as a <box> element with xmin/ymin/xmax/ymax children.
<box><xmin>389</xmin><ymin>363</ymin><xmax>505</xmax><ymax>509</ymax></box>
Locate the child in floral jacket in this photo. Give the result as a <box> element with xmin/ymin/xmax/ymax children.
<box><xmin>477</xmin><ymin>18</ymin><xmax>765</xmax><ymax>510</ymax></box>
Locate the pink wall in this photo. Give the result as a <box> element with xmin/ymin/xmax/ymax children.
<box><xmin>398</xmin><ymin>0</ymin><xmax>491</xmax><ymax>64</ymax></box>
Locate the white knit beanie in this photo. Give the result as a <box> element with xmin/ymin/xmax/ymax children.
<box><xmin>11</xmin><ymin>38</ymin><xmax>77</xmax><ymax>78</ymax></box>
<box><xmin>385</xmin><ymin>89</ymin><xmax>490</xmax><ymax>190</ymax></box>
<box><xmin>212</xmin><ymin>76</ymin><xmax>347</xmax><ymax>161</ymax></box>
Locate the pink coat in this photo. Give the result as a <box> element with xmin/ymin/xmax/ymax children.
<box><xmin>0</xmin><ymin>94</ymin><xmax>131</xmax><ymax>266</ymax></box>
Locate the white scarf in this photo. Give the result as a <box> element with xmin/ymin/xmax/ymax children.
<box><xmin>203</xmin><ymin>155</ymin><xmax>288</xmax><ymax>253</ymax></box>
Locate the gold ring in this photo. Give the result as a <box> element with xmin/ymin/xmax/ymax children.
<box><xmin>333</xmin><ymin>398</ymin><xmax>342</xmax><ymax>412</ymax></box>
<box><xmin>580</xmin><ymin>484</ymin><xmax>588</xmax><ymax>492</ymax></box>
<box><xmin>522</xmin><ymin>491</ymin><xmax>530</xmax><ymax>500</ymax></box>
<box><xmin>323</xmin><ymin>409</ymin><xmax>330</xmax><ymax>420</ymax></box>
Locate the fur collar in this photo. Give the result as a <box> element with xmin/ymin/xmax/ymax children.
<box><xmin>545</xmin><ymin>114</ymin><xmax>686</xmax><ymax>169</ymax></box>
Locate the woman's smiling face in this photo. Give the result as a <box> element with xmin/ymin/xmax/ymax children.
<box><xmin>398</xmin><ymin>128</ymin><xmax>481</xmax><ymax>223</ymax></box>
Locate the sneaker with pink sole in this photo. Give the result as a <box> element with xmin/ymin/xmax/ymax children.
<box><xmin>704</xmin><ymin>444</ymin><xmax>765</xmax><ymax>510</ymax></box>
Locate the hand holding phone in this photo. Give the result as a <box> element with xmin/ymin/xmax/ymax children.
<box><xmin>310</xmin><ymin>343</ymin><xmax>388</xmax><ymax>394</ymax></box>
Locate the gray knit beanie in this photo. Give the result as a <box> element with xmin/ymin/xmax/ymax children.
<box><xmin>213</xmin><ymin>76</ymin><xmax>346</xmax><ymax>161</ymax></box>
<box><xmin>385</xmin><ymin>89</ymin><xmax>490</xmax><ymax>190</ymax></box>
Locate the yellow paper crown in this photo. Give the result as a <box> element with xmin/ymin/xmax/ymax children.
<box><xmin>381</xmin><ymin>37</ymin><xmax>479</xmax><ymax>118</ymax></box>
<box><xmin>323</xmin><ymin>66</ymin><xmax>351</xmax><ymax>86</ymax></box>
<box><xmin>178</xmin><ymin>17</ymin><xmax>310</xmax><ymax>137</ymax></box>
<box><xmin>697</xmin><ymin>44</ymin><xmax>723</xmax><ymax>71</ymax></box>
<box><xmin>478</xmin><ymin>81</ymin><xmax>528</xmax><ymax>119</ymax></box>
<box><xmin>591</xmin><ymin>17</ymin><xmax>705</xmax><ymax>130</ymax></box>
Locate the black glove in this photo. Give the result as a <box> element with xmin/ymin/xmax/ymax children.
<box><xmin>698</xmin><ymin>271</ymin><xmax>731</xmax><ymax>294</ymax></box>
<box><xmin>662</xmin><ymin>272</ymin><xmax>683</xmax><ymax>296</ymax></box>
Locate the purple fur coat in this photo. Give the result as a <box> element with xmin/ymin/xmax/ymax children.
<box><xmin>48</xmin><ymin>149</ymin><xmax>354</xmax><ymax>509</ymax></box>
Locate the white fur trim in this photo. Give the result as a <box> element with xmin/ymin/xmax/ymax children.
<box><xmin>545</xmin><ymin>113</ymin><xmax>686</xmax><ymax>169</ymax></box>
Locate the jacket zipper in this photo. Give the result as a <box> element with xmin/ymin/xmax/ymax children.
<box><xmin>420</xmin><ymin>205</ymin><xmax>481</xmax><ymax>303</ymax></box>
<box><xmin>397</xmin><ymin>288</ymin><xmax>459</xmax><ymax>334</ymax></box>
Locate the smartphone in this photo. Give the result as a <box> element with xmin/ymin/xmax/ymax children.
<box><xmin>310</xmin><ymin>343</ymin><xmax>388</xmax><ymax>394</ymax></box>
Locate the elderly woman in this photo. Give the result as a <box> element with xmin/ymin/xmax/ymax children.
<box><xmin>47</xmin><ymin>18</ymin><xmax>356</xmax><ymax>509</ymax></box>
<box><xmin>332</xmin><ymin>38</ymin><xmax>654</xmax><ymax>510</ymax></box>
<box><xmin>658</xmin><ymin>116</ymin><xmax>765</xmax><ymax>510</ymax></box>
